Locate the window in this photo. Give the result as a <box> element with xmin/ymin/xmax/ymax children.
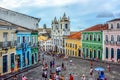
<box><xmin>117</xmin><ymin>23</ymin><xmax>120</xmax><ymax>29</ymax></box>
<box><xmin>86</xmin><ymin>34</ymin><xmax>88</xmax><ymax>40</ymax></box>
<box><xmin>61</xmin><ymin>24</ymin><xmax>62</xmax><ymax>29</ymax></box>
<box><xmin>111</xmin><ymin>24</ymin><xmax>113</xmax><ymax>29</ymax></box>
<box><xmin>111</xmin><ymin>48</ymin><xmax>114</xmax><ymax>58</ymax></box>
<box><xmin>94</xmin><ymin>34</ymin><xmax>96</xmax><ymax>41</ymax></box>
<box><xmin>117</xmin><ymin>35</ymin><xmax>120</xmax><ymax>42</ymax></box>
<box><xmin>94</xmin><ymin>50</ymin><xmax>96</xmax><ymax>58</ymax></box>
<box><xmin>105</xmin><ymin>35</ymin><xmax>108</xmax><ymax>41</ymax></box>
<box><xmin>3</xmin><ymin>32</ymin><xmax>8</xmax><ymax>42</ymax></box>
<box><xmin>111</xmin><ymin>35</ymin><xmax>114</xmax><ymax>41</ymax></box>
<box><xmin>106</xmin><ymin>47</ymin><xmax>108</xmax><ymax>58</ymax></box>
<box><xmin>98</xmin><ymin>35</ymin><xmax>101</xmax><ymax>41</ymax></box>
<box><xmin>90</xmin><ymin>34</ymin><xmax>92</xmax><ymax>41</ymax></box>
<box><xmin>65</xmin><ymin>24</ymin><xmax>68</xmax><ymax>29</ymax></box>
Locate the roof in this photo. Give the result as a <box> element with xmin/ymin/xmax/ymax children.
<box><xmin>108</xmin><ymin>18</ymin><xmax>120</xmax><ymax>22</ymax></box>
<box><xmin>67</xmin><ymin>32</ymin><xmax>81</xmax><ymax>39</ymax></box>
<box><xmin>83</xmin><ymin>24</ymin><xmax>108</xmax><ymax>32</ymax></box>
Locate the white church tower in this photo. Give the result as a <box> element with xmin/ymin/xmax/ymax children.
<box><xmin>51</xmin><ymin>13</ymin><xmax>70</xmax><ymax>54</ymax></box>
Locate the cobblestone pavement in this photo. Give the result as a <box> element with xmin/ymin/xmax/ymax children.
<box><xmin>8</xmin><ymin>54</ymin><xmax>120</xmax><ymax>80</ymax></box>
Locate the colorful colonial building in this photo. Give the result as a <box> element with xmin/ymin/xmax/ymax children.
<box><xmin>103</xmin><ymin>18</ymin><xmax>120</xmax><ymax>62</ymax></box>
<box><xmin>65</xmin><ymin>32</ymin><xmax>82</xmax><ymax>57</ymax></box>
<box><xmin>82</xmin><ymin>24</ymin><xmax>108</xmax><ymax>60</ymax></box>
<box><xmin>0</xmin><ymin>19</ymin><xmax>16</xmax><ymax>75</ymax></box>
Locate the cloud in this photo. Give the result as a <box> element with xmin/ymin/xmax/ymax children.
<box><xmin>0</xmin><ymin>0</ymin><xmax>80</xmax><ymax>9</ymax></box>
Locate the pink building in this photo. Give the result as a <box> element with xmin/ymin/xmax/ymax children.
<box><xmin>103</xmin><ymin>18</ymin><xmax>120</xmax><ymax>62</ymax></box>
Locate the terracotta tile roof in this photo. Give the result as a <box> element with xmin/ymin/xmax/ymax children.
<box><xmin>67</xmin><ymin>32</ymin><xmax>81</xmax><ymax>39</ymax></box>
<box><xmin>108</xmin><ymin>18</ymin><xmax>120</xmax><ymax>22</ymax></box>
<box><xmin>83</xmin><ymin>24</ymin><xmax>108</xmax><ymax>31</ymax></box>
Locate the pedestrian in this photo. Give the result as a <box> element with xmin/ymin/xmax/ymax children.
<box><xmin>44</xmin><ymin>71</ymin><xmax>48</xmax><ymax>80</ymax></box>
<box><xmin>11</xmin><ymin>63</ymin><xmax>14</xmax><ymax>72</ymax></box>
<box><xmin>90</xmin><ymin>67</ymin><xmax>93</xmax><ymax>77</ymax></box>
<box><xmin>90</xmin><ymin>60</ymin><xmax>93</xmax><ymax>67</ymax></box>
<box><xmin>13</xmin><ymin>75</ymin><xmax>17</xmax><ymax>80</ymax></box>
<box><xmin>70</xmin><ymin>59</ymin><xmax>72</xmax><ymax>65</ymax></box>
<box><xmin>52</xmin><ymin>60</ymin><xmax>55</xmax><ymax>68</ymax></box>
<box><xmin>22</xmin><ymin>75</ymin><xmax>27</xmax><ymax>80</ymax></box>
<box><xmin>81</xmin><ymin>74</ymin><xmax>85</xmax><ymax>80</ymax></box>
<box><xmin>50</xmin><ymin>61</ymin><xmax>52</xmax><ymax>69</ymax></box>
<box><xmin>69</xmin><ymin>74</ymin><xmax>74</xmax><ymax>80</ymax></box>
<box><xmin>62</xmin><ymin>62</ymin><xmax>64</xmax><ymax>69</ymax></box>
<box><xmin>107</xmin><ymin>64</ymin><xmax>110</xmax><ymax>72</ymax></box>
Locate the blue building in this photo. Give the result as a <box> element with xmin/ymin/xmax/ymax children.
<box><xmin>16</xmin><ymin>30</ymin><xmax>32</xmax><ymax>69</ymax></box>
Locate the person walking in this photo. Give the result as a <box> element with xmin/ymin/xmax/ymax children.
<box><xmin>81</xmin><ymin>74</ymin><xmax>86</xmax><ymax>80</ymax></box>
<box><xmin>90</xmin><ymin>67</ymin><xmax>93</xmax><ymax>77</ymax></box>
<box><xmin>107</xmin><ymin>64</ymin><xmax>111</xmax><ymax>72</ymax></box>
<box><xmin>69</xmin><ymin>74</ymin><xmax>74</xmax><ymax>80</ymax></box>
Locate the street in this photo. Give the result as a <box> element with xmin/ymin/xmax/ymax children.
<box><xmin>8</xmin><ymin>54</ymin><xmax>120</xmax><ymax>80</ymax></box>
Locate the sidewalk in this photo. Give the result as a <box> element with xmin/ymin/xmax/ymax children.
<box><xmin>0</xmin><ymin>62</ymin><xmax>41</xmax><ymax>80</ymax></box>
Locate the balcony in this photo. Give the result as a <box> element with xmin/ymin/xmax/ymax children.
<box><xmin>16</xmin><ymin>43</ymin><xmax>22</xmax><ymax>50</ymax></box>
<box><xmin>116</xmin><ymin>41</ymin><xmax>120</xmax><ymax>46</ymax></box>
<box><xmin>27</xmin><ymin>42</ymin><xmax>31</xmax><ymax>47</ymax></box>
<box><xmin>0</xmin><ymin>41</ymin><xmax>16</xmax><ymax>49</ymax></box>
<box><xmin>32</xmin><ymin>43</ymin><xmax>38</xmax><ymax>48</ymax></box>
<box><xmin>104</xmin><ymin>40</ymin><xmax>109</xmax><ymax>45</ymax></box>
<box><xmin>110</xmin><ymin>41</ymin><xmax>114</xmax><ymax>45</ymax></box>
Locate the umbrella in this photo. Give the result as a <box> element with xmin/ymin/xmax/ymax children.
<box><xmin>94</xmin><ymin>67</ymin><xmax>105</xmax><ymax>71</ymax></box>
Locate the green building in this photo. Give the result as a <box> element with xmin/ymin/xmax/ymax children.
<box><xmin>31</xmin><ymin>30</ymin><xmax>38</xmax><ymax>64</ymax></box>
<box><xmin>82</xmin><ymin>24</ymin><xmax>108</xmax><ymax>60</ymax></box>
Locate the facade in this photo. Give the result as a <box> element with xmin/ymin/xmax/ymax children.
<box><xmin>82</xmin><ymin>24</ymin><xmax>108</xmax><ymax>60</ymax></box>
<box><xmin>38</xmin><ymin>24</ymin><xmax>51</xmax><ymax>51</ymax></box>
<box><xmin>103</xmin><ymin>18</ymin><xmax>120</xmax><ymax>62</ymax></box>
<box><xmin>65</xmin><ymin>32</ymin><xmax>82</xmax><ymax>57</ymax></box>
<box><xmin>16</xmin><ymin>29</ymin><xmax>32</xmax><ymax>69</ymax></box>
<box><xmin>51</xmin><ymin>13</ymin><xmax>70</xmax><ymax>54</ymax></box>
<box><xmin>0</xmin><ymin>19</ymin><xmax>16</xmax><ymax>75</ymax></box>
<box><xmin>31</xmin><ymin>31</ymin><xmax>38</xmax><ymax>64</ymax></box>
<box><xmin>42</xmin><ymin>39</ymin><xmax>52</xmax><ymax>52</ymax></box>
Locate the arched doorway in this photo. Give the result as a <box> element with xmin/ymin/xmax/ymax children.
<box><xmin>78</xmin><ymin>49</ymin><xmax>81</xmax><ymax>57</ymax></box>
<box><xmin>27</xmin><ymin>52</ymin><xmax>30</xmax><ymax>65</ymax></box>
<box><xmin>35</xmin><ymin>53</ymin><xmax>37</xmax><ymax>62</ymax></box>
<box><xmin>117</xmin><ymin>49</ymin><xmax>120</xmax><ymax>60</ymax></box>
<box><xmin>90</xmin><ymin>49</ymin><xmax>92</xmax><ymax>58</ymax></box>
<box><xmin>32</xmin><ymin>54</ymin><xmax>34</xmax><ymax>64</ymax></box>
<box><xmin>111</xmin><ymin>48</ymin><xmax>114</xmax><ymax>58</ymax></box>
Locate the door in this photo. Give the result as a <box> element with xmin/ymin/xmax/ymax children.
<box><xmin>32</xmin><ymin>54</ymin><xmax>34</xmax><ymax>64</ymax></box>
<box><xmin>27</xmin><ymin>52</ymin><xmax>30</xmax><ymax>65</ymax></box>
<box><xmin>11</xmin><ymin>53</ymin><xmax>14</xmax><ymax>70</ymax></box>
<box><xmin>78</xmin><ymin>49</ymin><xmax>81</xmax><ymax>57</ymax></box>
<box><xmin>3</xmin><ymin>55</ymin><xmax>8</xmax><ymax>73</ymax></box>
<box><xmin>117</xmin><ymin>49</ymin><xmax>120</xmax><ymax>60</ymax></box>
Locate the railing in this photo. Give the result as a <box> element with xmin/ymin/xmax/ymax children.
<box><xmin>16</xmin><ymin>43</ymin><xmax>22</xmax><ymax>49</ymax></box>
<box><xmin>32</xmin><ymin>43</ymin><xmax>38</xmax><ymax>48</ymax></box>
<box><xmin>116</xmin><ymin>41</ymin><xmax>120</xmax><ymax>46</ymax></box>
<box><xmin>0</xmin><ymin>41</ymin><xmax>16</xmax><ymax>49</ymax></box>
<box><xmin>110</xmin><ymin>41</ymin><xmax>114</xmax><ymax>45</ymax></box>
<box><xmin>104</xmin><ymin>40</ymin><xmax>109</xmax><ymax>44</ymax></box>
<box><xmin>27</xmin><ymin>42</ymin><xmax>31</xmax><ymax>47</ymax></box>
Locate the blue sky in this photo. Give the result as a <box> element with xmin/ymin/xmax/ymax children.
<box><xmin>0</xmin><ymin>0</ymin><xmax>120</xmax><ymax>31</ymax></box>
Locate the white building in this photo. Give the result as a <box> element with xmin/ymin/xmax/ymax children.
<box><xmin>42</xmin><ymin>39</ymin><xmax>52</xmax><ymax>52</ymax></box>
<box><xmin>51</xmin><ymin>13</ymin><xmax>70</xmax><ymax>54</ymax></box>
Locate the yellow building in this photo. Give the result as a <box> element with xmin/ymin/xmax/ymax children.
<box><xmin>65</xmin><ymin>32</ymin><xmax>82</xmax><ymax>57</ymax></box>
<box><xmin>0</xmin><ymin>20</ymin><xmax>16</xmax><ymax>75</ymax></box>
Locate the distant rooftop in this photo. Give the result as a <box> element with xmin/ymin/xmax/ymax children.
<box><xmin>108</xmin><ymin>18</ymin><xmax>120</xmax><ymax>22</ymax></box>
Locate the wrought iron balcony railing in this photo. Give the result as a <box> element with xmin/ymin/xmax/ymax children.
<box><xmin>116</xmin><ymin>41</ymin><xmax>120</xmax><ymax>46</ymax></box>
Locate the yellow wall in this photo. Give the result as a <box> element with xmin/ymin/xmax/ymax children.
<box><xmin>0</xmin><ymin>30</ymin><xmax>16</xmax><ymax>42</ymax></box>
<box><xmin>38</xmin><ymin>35</ymin><xmax>48</xmax><ymax>41</ymax></box>
<box><xmin>0</xmin><ymin>48</ymin><xmax>16</xmax><ymax>75</ymax></box>
<box><xmin>0</xmin><ymin>29</ymin><xmax>16</xmax><ymax>75</ymax></box>
<box><xmin>65</xmin><ymin>39</ymin><xmax>82</xmax><ymax>57</ymax></box>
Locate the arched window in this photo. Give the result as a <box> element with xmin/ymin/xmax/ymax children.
<box><xmin>111</xmin><ymin>48</ymin><xmax>114</xmax><ymax>58</ymax></box>
<box><xmin>106</xmin><ymin>47</ymin><xmax>108</xmax><ymax>58</ymax></box>
<box><xmin>111</xmin><ymin>35</ymin><xmax>114</xmax><ymax>41</ymax></box>
<box><xmin>117</xmin><ymin>35</ymin><xmax>120</xmax><ymax>42</ymax></box>
<box><xmin>86</xmin><ymin>34</ymin><xmax>88</xmax><ymax>40</ymax></box>
<box><xmin>94</xmin><ymin>34</ymin><xmax>96</xmax><ymax>41</ymax></box>
<box><xmin>98</xmin><ymin>35</ymin><xmax>101</xmax><ymax>41</ymax></box>
<box><xmin>105</xmin><ymin>35</ymin><xmax>108</xmax><ymax>41</ymax></box>
<box><xmin>117</xmin><ymin>23</ymin><xmax>120</xmax><ymax>29</ymax></box>
<box><xmin>90</xmin><ymin>35</ymin><xmax>92</xmax><ymax>41</ymax></box>
<box><xmin>111</xmin><ymin>24</ymin><xmax>113</xmax><ymax>29</ymax></box>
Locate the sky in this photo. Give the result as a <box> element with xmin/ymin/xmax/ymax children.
<box><xmin>0</xmin><ymin>0</ymin><xmax>120</xmax><ymax>31</ymax></box>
